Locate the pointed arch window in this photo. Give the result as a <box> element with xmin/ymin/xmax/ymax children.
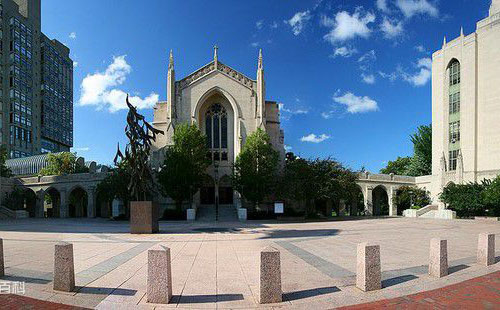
<box><xmin>449</xmin><ymin>60</ymin><xmax>460</xmax><ymax>86</ymax></box>
<box><xmin>205</xmin><ymin>103</ymin><xmax>228</xmax><ymax>161</ymax></box>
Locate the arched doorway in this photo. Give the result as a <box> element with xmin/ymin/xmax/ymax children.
<box><xmin>44</xmin><ymin>188</ymin><xmax>61</xmax><ymax>218</ymax></box>
<box><xmin>219</xmin><ymin>175</ymin><xmax>233</xmax><ymax>205</ymax></box>
<box><xmin>347</xmin><ymin>185</ymin><xmax>364</xmax><ymax>216</ymax></box>
<box><xmin>22</xmin><ymin>189</ymin><xmax>37</xmax><ymax>217</ymax></box>
<box><xmin>95</xmin><ymin>190</ymin><xmax>111</xmax><ymax>218</ymax></box>
<box><xmin>372</xmin><ymin>186</ymin><xmax>389</xmax><ymax>216</ymax></box>
<box><xmin>200</xmin><ymin>175</ymin><xmax>216</xmax><ymax>206</ymax></box>
<box><xmin>68</xmin><ymin>187</ymin><xmax>88</xmax><ymax>218</ymax></box>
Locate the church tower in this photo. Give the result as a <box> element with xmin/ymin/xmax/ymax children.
<box><xmin>256</xmin><ymin>49</ymin><xmax>266</xmax><ymax>128</ymax></box>
<box><xmin>167</xmin><ymin>49</ymin><xmax>175</xmax><ymax>120</ymax></box>
<box><xmin>490</xmin><ymin>0</ymin><xmax>500</xmax><ymax>16</ymax></box>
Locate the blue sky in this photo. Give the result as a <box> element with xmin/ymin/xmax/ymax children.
<box><xmin>41</xmin><ymin>0</ymin><xmax>492</xmax><ymax>172</ymax></box>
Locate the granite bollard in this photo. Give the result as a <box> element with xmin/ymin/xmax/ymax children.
<box><xmin>477</xmin><ymin>233</ymin><xmax>495</xmax><ymax>266</ymax></box>
<box><xmin>429</xmin><ymin>238</ymin><xmax>448</xmax><ymax>278</ymax></box>
<box><xmin>53</xmin><ymin>242</ymin><xmax>75</xmax><ymax>292</ymax></box>
<box><xmin>147</xmin><ymin>245</ymin><xmax>172</xmax><ymax>304</ymax></box>
<box><xmin>130</xmin><ymin>201</ymin><xmax>159</xmax><ymax>234</ymax></box>
<box><xmin>356</xmin><ymin>243</ymin><xmax>381</xmax><ymax>291</ymax></box>
<box><xmin>0</xmin><ymin>238</ymin><xmax>4</xmax><ymax>277</ymax></box>
<box><xmin>260</xmin><ymin>246</ymin><xmax>282</xmax><ymax>304</ymax></box>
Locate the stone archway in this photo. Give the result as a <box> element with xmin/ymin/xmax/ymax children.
<box><xmin>219</xmin><ymin>175</ymin><xmax>233</xmax><ymax>205</ymax></box>
<box><xmin>22</xmin><ymin>188</ymin><xmax>38</xmax><ymax>217</ymax></box>
<box><xmin>68</xmin><ymin>186</ymin><xmax>88</xmax><ymax>218</ymax></box>
<box><xmin>43</xmin><ymin>187</ymin><xmax>61</xmax><ymax>218</ymax></box>
<box><xmin>372</xmin><ymin>185</ymin><xmax>389</xmax><ymax>216</ymax></box>
<box><xmin>347</xmin><ymin>185</ymin><xmax>364</xmax><ymax>216</ymax></box>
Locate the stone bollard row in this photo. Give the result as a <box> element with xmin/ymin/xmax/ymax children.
<box><xmin>260</xmin><ymin>246</ymin><xmax>282</xmax><ymax>304</ymax></box>
<box><xmin>53</xmin><ymin>242</ymin><xmax>75</xmax><ymax>292</ymax></box>
<box><xmin>477</xmin><ymin>233</ymin><xmax>495</xmax><ymax>266</ymax></box>
<box><xmin>429</xmin><ymin>238</ymin><xmax>448</xmax><ymax>278</ymax></box>
<box><xmin>0</xmin><ymin>238</ymin><xmax>4</xmax><ymax>278</ymax></box>
<box><xmin>356</xmin><ymin>243</ymin><xmax>381</xmax><ymax>291</ymax></box>
<box><xmin>147</xmin><ymin>245</ymin><xmax>173</xmax><ymax>304</ymax></box>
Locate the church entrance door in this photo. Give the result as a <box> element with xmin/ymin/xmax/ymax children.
<box><xmin>200</xmin><ymin>187</ymin><xmax>215</xmax><ymax>205</ymax></box>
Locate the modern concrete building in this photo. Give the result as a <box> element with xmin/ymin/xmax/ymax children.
<box><xmin>416</xmin><ymin>0</ymin><xmax>500</xmax><ymax>207</ymax></box>
<box><xmin>151</xmin><ymin>47</ymin><xmax>285</xmax><ymax>209</ymax></box>
<box><xmin>0</xmin><ymin>0</ymin><xmax>73</xmax><ymax>158</ymax></box>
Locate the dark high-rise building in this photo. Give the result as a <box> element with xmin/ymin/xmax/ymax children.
<box><xmin>0</xmin><ymin>0</ymin><xmax>73</xmax><ymax>158</ymax></box>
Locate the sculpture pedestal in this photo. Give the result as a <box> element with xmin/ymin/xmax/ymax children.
<box><xmin>130</xmin><ymin>201</ymin><xmax>159</xmax><ymax>234</ymax></box>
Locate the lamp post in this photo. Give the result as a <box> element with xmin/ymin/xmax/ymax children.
<box><xmin>214</xmin><ymin>161</ymin><xmax>219</xmax><ymax>221</ymax></box>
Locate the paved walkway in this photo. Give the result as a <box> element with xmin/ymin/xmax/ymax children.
<box><xmin>0</xmin><ymin>217</ymin><xmax>499</xmax><ymax>309</ymax></box>
<box><xmin>0</xmin><ymin>293</ymin><xmax>88</xmax><ymax>309</ymax></box>
<box><xmin>339</xmin><ymin>270</ymin><xmax>500</xmax><ymax>309</ymax></box>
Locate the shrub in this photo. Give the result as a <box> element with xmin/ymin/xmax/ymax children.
<box><xmin>394</xmin><ymin>186</ymin><xmax>431</xmax><ymax>214</ymax></box>
<box><xmin>482</xmin><ymin>176</ymin><xmax>500</xmax><ymax>216</ymax></box>
<box><xmin>439</xmin><ymin>181</ymin><xmax>488</xmax><ymax>218</ymax></box>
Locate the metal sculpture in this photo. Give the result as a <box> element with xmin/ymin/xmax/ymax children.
<box><xmin>114</xmin><ymin>95</ymin><xmax>164</xmax><ymax>201</ymax></box>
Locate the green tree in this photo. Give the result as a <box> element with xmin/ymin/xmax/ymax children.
<box><xmin>393</xmin><ymin>186</ymin><xmax>431</xmax><ymax>213</ymax></box>
<box><xmin>157</xmin><ymin>123</ymin><xmax>210</xmax><ymax>210</ymax></box>
<box><xmin>232</xmin><ymin>128</ymin><xmax>279</xmax><ymax>208</ymax></box>
<box><xmin>39</xmin><ymin>152</ymin><xmax>89</xmax><ymax>176</ymax></box>
<box><xmin>380</xmin><ymin>157</ymin><xmax>412</xmax><ymax>175</ymax></box>
<box><xmin>482</xmin><ymin>175</ymin><xmax>500</xmax><ymax>216</ymax></box>
<box><xmin>407</xmin><ymin>125</ymin><xmax>432</xmax><ymax>176</ymax></box>
<box><xmin>0</xmin><ymin>145</ymin><xmax>12</xmax><ymax>177</ymax></box>
<box><xmin>439</xmin><ymin>181</ymin><xmax>488</xmax><ymax>218</ymax></box>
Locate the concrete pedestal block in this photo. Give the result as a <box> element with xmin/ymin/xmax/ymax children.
<box><xmin>477</xmin><ymin>233</ymin><xmax>495</xmax><ymax>266</ymax></box>
<box><xmin>147</xmin><ymin>245</ymin><xmax>172</xmax><ymax>304</ymax></box>
<box><xmin>260</xmin><ymin>246</ymin><xmax>282</xmax><ymax>304</ymax></box>
<box><xmin>186</xmin><ymin>209</ymin><xmax>196</xmax><ymax>221</ymax></box>
<box><xmin>238</xmin><ymin>208</ymin><xmax>247</xmax><ymax>221</ymax></box>
<box><xmin>0</xmin><ymin>238</ymin><xmax>4</xmax><ymax>277</ymax></box>
<box><xmin>356</xmin><ymin>243</ymin><xmax>381</xmax><ymax>291</ymax></box>
<box><xmin>53</xmin><ymin>242</ymin><xmax>75</xmax><ymax>292</ymax></box>
<box><xmin>130</xmin><ymin>201</ymin><xmax>159</xmax><ymax>234</ymax></box>
<box><xmin>429</xmin><ymin>238</ymin><xmax>448</xmax><ymax>278</ymax></box>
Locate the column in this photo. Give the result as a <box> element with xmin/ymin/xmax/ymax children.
<box><xmin>388</xmin><ymin>186</ymin><xmax>397</xmax><ymax>216</ymax></box>
<box><xmin>36</xmin><ymin>190</ymin><xmax>45</xmax><ymax>218</ymax></box>
<box><xmin>59</xmin><ymin>190</ymin><xmax>68</xmax><ymax>218</ymax></box>
<box><xmin>366</xmin><ymin>187</ymin><xmax>373</xmax><ymax>216</ymax></box>
<box><xmin>87</xmin><ymin>187</ymin><xmax>96</xmax><ymax>218</ymax></box>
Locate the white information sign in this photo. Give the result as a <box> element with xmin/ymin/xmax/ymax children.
<box><xmin>274</xmin><ymin>202</ymin><xmax>284</xmax><ymax>214</ymax></box>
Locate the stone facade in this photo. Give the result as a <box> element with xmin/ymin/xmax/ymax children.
<box><xmin>151</xmin><ymin>47</ymin><xmax>285</xmax><ymax>210</ymax></box>
<box><xmin>417</xmin><ymin>0</ymin><xmax>500</xmax><ymax>205</ymax></box>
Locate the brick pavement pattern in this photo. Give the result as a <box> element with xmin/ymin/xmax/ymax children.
<box><xmin>339</xmin><ymin>271</ymin><xmax>500</xmax><ymax>310</ymax></box>
<box><xmin>0</xmin><ymin>294</ymin><xmax>88</xmax><ymax>310</ymax></box>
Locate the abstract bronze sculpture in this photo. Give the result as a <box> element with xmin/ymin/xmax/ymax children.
<box><xmin>114</xmin><ymin>95</ymin><xmax>164</xmax><ymax>201</ymax></box>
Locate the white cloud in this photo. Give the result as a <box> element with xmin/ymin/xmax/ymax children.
<box><xmin>401</xmin><ymin>57</ymin><xmax>432</xmax><ymax>86</ymax></box>
<box><xmin>284</xmin><ymin>145</ymin><xmax>293</xmax><ymax>151</ymax></box>
<box><xmin>380</xmin><ymin>17</ymin><xmax>404</xmax><ymax>38</ymax></box>
<box><xmin>333</xmin><ymin>92</ymin><xmax>379</xmax><ymax>113</ymax></box>
<box><xmin>279</xmin><ymin>103</ymin><xmax>308</xmax><ymax>115</ymax></box>
<box><xmin>331</xmin><ymin>46</ymin><xmax>358</xmax><ymax>58</ymax></box>
<box><xmin>270</xmin><ymin>21</ymin><xmax>278</xmax><ymax>29</ymax></box>
<box><xmin>300</xmin><ymin>133</ymin><xmax>330</xmax><ymax>143</ymax></box>
<box><xmin>358</xmin><ymin>50</ymin><xmax>376</xmax><ymax>63</ymax></box>
<box><xmin>321</xmin><ymin>111</ymin><xmax>335</xmax><ymax>119</ymax></box>
<box><xmin>69</xmin><ymin>32</ymin><xmax>76</xmax><ymax>39</ymax></box>
<box><xmin>256</xmin><ymin>20</ymin><xmax>264</xmax><ymax>30</ymax></box>
<box><xmin>322</xmin><ymin>10</ymin><xmax>375</xmax><ymax>43</ymax></box>
<box><xmin>396</xmin><ymin>0</ymin><xmax>439</xmax><ymax>18</ymax></box>
<box><xmin>286</xmin><ymin>10</ymin><xmax>312</xmax><ymax>35</ymax></box>
<box><xmin>79</xmin><ymin>55</ymin><xmax>159</xmax><ymax>112</ymax></box>
<box><xmin>378</xmin><ymin>71</ymin><xmax>398</xmax><ymax>81</ymax></box>
<box><xmin>250</xmin><ymin>42</ymin><xmax>259</xmax><ymax>47</ymax></box>
<box><xmin>361</xmin><ymin>73</ymin><xmax>376</xmax><ymax>84</ymax></box>
<box><xmin>73</xmin><ymin>61</ymin><xmax>78</xmax><ymax>68</ymax></box>
<box><xmin>376</xmin><ymin>0</ymin><xmax>390</xmax><ymax>12</ymax></box>
<box><xmin>415</xmin><ymin>45</ymin><xmax>426</xmax><ymax>53</ymax></box>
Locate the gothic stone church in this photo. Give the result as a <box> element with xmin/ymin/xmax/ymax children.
<box><xmin>151</xmin><ymin>47</ymin><xmax>285</xmax><ymax>208</ymax></box>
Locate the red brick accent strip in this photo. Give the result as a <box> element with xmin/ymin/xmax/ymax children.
<box><xmin>339</xmin><ymin>271</ymin><xmax>500</xmax><ymax>309</ymax></box>
<box><xmin>0</xmin><ymin>294</ymin><xmax>89</xmax><ymax>310</ymax></box>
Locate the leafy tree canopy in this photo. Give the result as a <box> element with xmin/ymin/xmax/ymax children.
<box><xmin>0</xmin><ymin>145</ymin><xmax>12</xmax><ymax>177</ymax></box>
<box><xmin>232</xmin><ymin>128</ymin><xmax>280</xmax><ymax>207</ymax></box>
<box><xmin>157</xmin><ymin>123</ymin><xmax>210</xmax><ymax>209</ymax></box>
<box><xmin>380</xmin><ymin>157</ymin><xmax>412</xmax><ymax>175</ymax></box>
<box><xmin>39</xmin><ymin>152</ymin><xmax>89</xmax><ymax>176</ymax></box>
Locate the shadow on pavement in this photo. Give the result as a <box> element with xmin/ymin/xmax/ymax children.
<box><xmin>448</xmin><ymin>264</ymin><xmax>470</xmax><ymax>275</ymax></box>
<box><xmin>258</xmin><ymin>229</ymin><xmax>340</xmax><ymax>239</ymax></box>
<box><xmin>172</xmin><ymin>294</ymin><xmax>244</xmax><ymax>303</ymax></box>
<box><xmin>2</xmin><ymin>275</ymin><xmax>51</xmax><ymax>284</ymax></box>
<box><xmin>283</xmin><ymin>286</ymin><xmax>340</xmax><ymax>301</ymax></box>
<box><xmin>75</xmin><ymin>286</ymin><xmax>137</xmax><ymax>296</ymax></box>
<box><xmin>382</xmin><ymin>275</ymin><xmax>418</xmax><ymax>288</ymax></box>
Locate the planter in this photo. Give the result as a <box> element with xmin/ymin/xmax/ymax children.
<box><xmin>130</xmin><ymin>201</ymin><xmax>159</xmax><ymax>234</ymax></box>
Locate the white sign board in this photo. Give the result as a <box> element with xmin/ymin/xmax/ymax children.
<box><xmin>274</xmin><ymin>202</ymin><xmax>284</xmax><ymax>214</ymax></box>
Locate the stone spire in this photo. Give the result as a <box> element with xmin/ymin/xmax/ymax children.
<box><xmin>213</xmin><ymin>44</ymin><xmax>218</xmax><ymax>64</ymax></box>
<box><xmin>490</xmin><ymin>0</ymin><xmax>500</xmax><ymax>16</ymax></box>
<box><xmin>258</xmin><ymin>48</ymin><xmax>263</xmax><ymax>70</ymax></box>
<box><xmin>460</xmin><ymin>27</ymin><xmax>464</xmax><ymax>37</ymax></box>
<box><xmin>442</xmin><ymin>36</ymin><xmax>447</xmax><ymax>48</ymax></box>
<box><xmin>168</xmin><ymin>49</ymin><xmax>174</xmax><ymax>71</ymax></box>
